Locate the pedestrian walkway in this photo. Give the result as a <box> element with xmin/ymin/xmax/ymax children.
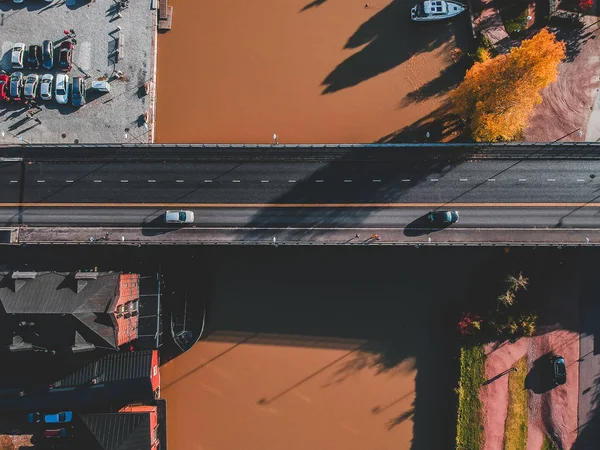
<box><xmin>473</xmin><ymin>0</ymin><xmax>519</xmax><ymax>53</ymax></box>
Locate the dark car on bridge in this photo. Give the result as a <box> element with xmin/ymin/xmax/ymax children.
<box><xmin>427</xmin><ymin>210</ymin><xmax>459</xmax><ymax>225</ymax></box>
<box><xmin>552</xmin><ymin>356</ymin><xmax>566</xmax><ymax>386</ymax></box>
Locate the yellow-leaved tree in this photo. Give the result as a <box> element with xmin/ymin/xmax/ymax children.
<box><xmin>451</xmin><ymin>29</ymin><xmax>566</xmax><ymax>142</ymax></box>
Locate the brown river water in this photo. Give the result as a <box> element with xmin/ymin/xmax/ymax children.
<box><xmin>155</xmin><ymin>0</ymin><xmax>465</xmax><ymax>143</ymax></box>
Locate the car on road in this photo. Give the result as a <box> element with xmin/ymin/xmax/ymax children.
<box><xmin>9</xmin><ymin>72</ymin><xmax>23</xmax><ymax>101</ymax></box>
<box><xmin>165</xmin><ymin>210</ymin><xmax>195</xmax><ymax>224</ymax></box>
<box><xmin>24</xmin><ymin>74</ymin><xmax>39</xmax><ymax>100</ymax></box>
<box><xmin>44</xmin><ymin>411</ymin><xmax>73</xmax><ymax>424</ymax></box>
<box><xmin>55</xmin><ymin>73</ymin><xmax>69</xmax><ymax>104</ymax></box>
<box><xmin>0</xmin><ymin>73</ymin><xmax>9</xmax><ymax>101</ymax></box>
<box><xmin>552</xmin><ymin>356</ymin><xmax>566</xmax><ymax>386</ymax></box>
<box><xmin>43</xmin><ymin>428</ymin><xmax>67</xmax><ymax>439</ymax></box>
<box><xmin>27</xmin><ymin>412</ymin><xmax>42</xmax><ymax>423</ymax></box>
<box><xmin>427</xmin><ymin>210</ymin><xmax>459</xmax><ymax>225</ymax></box>
<box><xmin>42</xmin><ymin>40</ymin><xmax>54</xmax><ymax>69</ymax></box>
<box><xmin>71</xmin><ymin>76</ymin><xmax>85</xmax><ymax>107</ymax></box>
<box><xmin>11</xmin><ymin>43</ymin><xmax>25</xmax><ymax>69</ymax></box>
<box><xmin>58</xmin><ymin>41</ymin><xmax>73</xmax><ymax>71</ymax></box>
<box><xmin>27</xmin><ymin>44</ymin><xmax>42</xmax><ymax>70</ymax></box>
<box><xmin>40</xmin><ymin>74</ymin><xmax>53</xmax><ymax>100</ymax></box>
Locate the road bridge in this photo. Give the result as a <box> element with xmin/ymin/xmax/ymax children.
<box><xmin>3</xmin><ymin>143</ymin><xmax>600</xmax><ymax>245</ymax></box>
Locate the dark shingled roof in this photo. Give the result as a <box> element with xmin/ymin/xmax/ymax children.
<box><xmin>79</xmin><ymin>412</ymin><xmax>151</xmax><ymax>450</ymax></box>
<box><xmin>0</xmin><ymin>272</ymin><xmax>119</xmax><ymax>314</ymax></box>
<box><xmin>0</xmin><ymin>272</ymin><xmax>122</xmax><ymax>351</ymax></box>
<box><xmin>57</xmin><ymin>350</ymin><xmax>153</xmax><ymax>387</ymax></box>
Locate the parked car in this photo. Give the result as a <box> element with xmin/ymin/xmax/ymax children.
<box><xmin>54</xmin><ymin>73</ymin><xmax>69</xmax><ymax>104</ymax></box>
<box><xmin>24</xmin><ymin>74</ymin><xmax>39</xmax><ymax>100</ymax></box>
<box><xmin>40</xmin><ymin>74</ymin><xmax>53</xmax><ymax>100</ymax></box>
<box><xmin>11</xmin><ymin>43</ymin><xmax>25</xmax><ymax>69</ymax></box>
<box><xmin>0</xmin><ymin>74</ymin><xmax>8</xmax><ymax>101</ymax></box>
<box><xmin>44</xmin><ymin>411</ymin><xmax>73</xmax><ymax>424</ymax></box>
<box><xmin>552</xmin><ymin>356</ymin><xmax>566</xmax><ymax>386</ymax></box>
<box><xmin>43</xmin><ymin>428</ymin><xmax>67</xmax><ymax>438</ymax></box>
<box><xmin>12</xmin><ymin>0</ymin><xmax>24</xmax><ymax>5</ymax></box>
<box><xmin>27</xmin><ymin>412</ymin><xmax>42</xmax><ymax>423</ymax></box>
<box><xmin>58</xmin><ymin>41</ymin><xmax>73</xmax><ymax>71</ymax></box>
<box><xmin>427</xmin><ymin>210</ymin><xmax>459</xmax><ymax>225</ymax></box>
<box><xmin>9</xmin><ymin>72</ymin><xmax>23</xmax><ymax>101</ymax></box>
<box><xmin>165</xmin><ymin>210</ymin><xmax>195</xmax><ymax>224</ymax></box>
<box><xmin>71</xmin><ymin>76</ymin><xmax>85</xmax><ymax>107</ymax></box>
<box><xmin>42</xmin><ymin>40</ymin><xmax>54</xmax><ymax>69</ymax></box>
<box><xmin>27</xmin><ymin>45</ymin><xmax>42</xmax><ymax>70</ymax></box>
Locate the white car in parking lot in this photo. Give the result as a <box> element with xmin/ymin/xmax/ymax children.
<box><xmin>55</xmin><ymin>73</ymin><xmax>69</xmax><ymax>104</ymax></box>
<box><xmin>40</xmin><ymin>74</ymin><xmax>54</xmax><ymax>100</ymax></box>
<box><xmin>165</xmin><ymin>210</ymin><xmax>195</xmax><ymax>224</ymax></box>
<box><xmin>11</xmin><ymin>43</ymin><xmax>25</xmax><ymax>69</ymax></box>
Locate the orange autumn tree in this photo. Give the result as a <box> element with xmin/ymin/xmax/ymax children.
<box><xmin>451</xmin><ymin>29</ymin><xmax>565</xmax><ymax>142</ymax></box>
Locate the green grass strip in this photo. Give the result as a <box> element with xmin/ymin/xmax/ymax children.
<box><xmin>504</xmin><ymin>356</ymin><xmax>528</xmax><ymax>450</ymax></box>
<box><xmin>456</xmin><ymin>344</ymin><xmax>486</xmax><ymax>450</ymax></box>
<box><xmin>541</xmin><ymin>435</ymin><xmax>558</xmax><ymax>450</ymax></box>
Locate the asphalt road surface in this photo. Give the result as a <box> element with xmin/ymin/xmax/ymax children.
<box><xmin>4</xmin><ymin>148</ymin><xmax>600</xmax><ymax>228</ymax></box>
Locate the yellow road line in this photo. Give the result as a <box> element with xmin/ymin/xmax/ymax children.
<box><xmin>1</xmin><ymin>202</ymin><xmax>600</xmax><ymax>208</ymax></box>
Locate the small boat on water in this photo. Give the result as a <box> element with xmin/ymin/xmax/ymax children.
<box><xmin>411</xmin><ymin>0</ymin><xmax>466</xmax><ymax>21</ymax></box>
<box><xmin>170</xmin><ymin>292</ymin><xmax>206</xmax><ymax>353</ymax></box>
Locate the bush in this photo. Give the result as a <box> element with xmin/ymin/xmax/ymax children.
<box><xmin>458</xmin><ymin>312</ymin><xmax>483</xmax><ymax>336</ymax></box>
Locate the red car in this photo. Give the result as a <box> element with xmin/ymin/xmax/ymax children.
<box><xmin>58</xmin><ymin>41</ymin><xmax>73</xmax><ymax>71</ymax></box>
<box><xmin>0</xmin><ymin>74</ymin><xmax>8</xmax><ymax>101</ymax></box>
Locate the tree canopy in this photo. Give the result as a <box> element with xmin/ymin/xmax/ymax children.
<box><xmin>451</xmin><ymin>29</ymin><xmax>566</xmax><ymax>142</ymax></box>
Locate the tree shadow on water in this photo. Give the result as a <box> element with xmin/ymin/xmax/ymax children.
<box><xmin>300</xmin><ymin>0</ymin><xmax>328</xmax><ymax>12</ymax></box>
<box><xmin>321</xmin><ymin>1</ymin><xmax>472</xmax><ymax>94</ymax></box>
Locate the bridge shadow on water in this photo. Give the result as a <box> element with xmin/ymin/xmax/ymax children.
<box><xmin>3</xmin><ymin>244</ymin><xmax>600</xmax><ymax>449</ymax></box>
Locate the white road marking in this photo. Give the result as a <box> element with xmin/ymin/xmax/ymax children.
<box><xmin>288</xmin><ymin>180</ymin><xmax>296</xmax><ymax>183</ymax></box>
<box><xmin>372</xmin><ymin>179</ymin><xmax>381</xmax><ymax>183</ymax></box>
<box><xmin>37</xmin><ymin>180</ymin><xmax>45</xmax><ymax>183</ymax></box>
<box><xmin>176</xmin><ymin>180</ymin><xmax>184</xmax><ymax>183</ymax></box>
<box><xmin>402</xmin><ymin>179</ymin><xmax>411</xmax><ymax>182</ymax></box>
<box><xmin>547</xmin><ymin>179</ymin><xmax>556</xmax><ymax>182</ymax></box>
<box><xmin>577</xmin><ymin>179</ymin><xmax>585</xmax><ymax>182</ymax></box>
<box><xmin>316</xmin><ymin>180</ymin><xmax>324</xmax><ymax>183</ymax></box>
<box><xmin>344</xmin><ymin>179</ymin><xmax>352</xmax><ymax>183</ymax></box>
<box><xmin>460</xmin><ymin>178</ymin><xmax>468</xmax><ymax>182</ymax></box>
<box><xmin>204</xmin><ymin>180</ymin><xmax>213</xmax><ymax>183</ymax></box>
<box><xmin>120</xmin><ymin>180</ymin><xmax>128</xmax><ymax>183</ymax></box>
<box><xmin>430</xmin><ymin>179</ymin><xmax>439</xmax><ymax>182</ymax></box>
<box><xmin>66</xmin><ymin>180</ymin><xmax>74</xmax><ymax>183</ymax></box>
<box><xmin>487</xmin><ymin>179</ymin><xmax>496</xmax><ymax>182</ymax></box>
<box><xmin>94</xmin><ymin>180</ymin><xmax>102</xmax><ymax>183</ymax></box>
<box><xmin>232</xmin><ymin>180</ymin><xmax>240</xmax><ymax>183</ymax></box>
<box><xmin>261</xmin><ymin>180</ymin><xmax>269</xmax><ymax>183</ymax></box>
<box><xmin>9</xmin><ymin>180</ymin><xmax>18</xmax><ymax>183</ymax></box>
<box><xmin>148</xmin><ymin>180</ymin><xmax>156</xmax><ymax>183</ymax></box>
<box><xmin>519</xmin><ymin>179</ymin><xmax>527</xmax><ymax>182</ymax></box>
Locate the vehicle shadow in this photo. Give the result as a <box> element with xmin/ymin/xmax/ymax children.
<box><xmin>525</xmin><ymin>353</ymin><xmax>556</xmax><ymax>394</ymax></box>
<box><xmin>321</xmin><ymin>1</ymin><xmax>472</xmax><ymax>94</ymax></box>
<box><xmin>403</xmin><ymin>213</ymin><xmax>446</xmax><ymax>237</ymax></box>
<box><xmin>141</xmin><ymin>215</ymin><xmax>176</xmax><ymax>236</ymax></box>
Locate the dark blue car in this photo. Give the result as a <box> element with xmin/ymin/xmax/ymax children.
<box><xmin>552</xmin><ymin>356</ymin><xmax>566</xmax><ymax>386</ymax></box>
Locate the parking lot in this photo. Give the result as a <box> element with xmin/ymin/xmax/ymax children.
<box><xmin>0</xmin><ymin>0</ymin><xmax>156</xmax><ymax>144</ymax></box>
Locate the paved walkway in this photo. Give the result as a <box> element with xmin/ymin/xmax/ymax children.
<box><xmin>7</xmin><ymin>226</ymin><xmax>600</xmax><ymax>246</ymax></box>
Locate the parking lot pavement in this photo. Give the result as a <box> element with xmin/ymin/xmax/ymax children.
<box><xmin>0</xmin><ymin>0</ymin><xmax>156</xmax><ymax>144</ymax></box>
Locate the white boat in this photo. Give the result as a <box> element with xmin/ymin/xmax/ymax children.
<box><xmin>411</xmin><ymin>0</ymin><xmax>466</xmax><ymax>21</ymax></box>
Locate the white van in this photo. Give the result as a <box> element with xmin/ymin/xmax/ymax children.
<box><xmin>91</xmin><ymin>81</ymin><xmax>111</xmax><ymax>93</ymax></box>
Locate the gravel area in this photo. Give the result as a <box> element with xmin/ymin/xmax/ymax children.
<box><xmin>0</xmin><ymin>0</ymin><xmax>156</xmax><ymax>144</ymax></box>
